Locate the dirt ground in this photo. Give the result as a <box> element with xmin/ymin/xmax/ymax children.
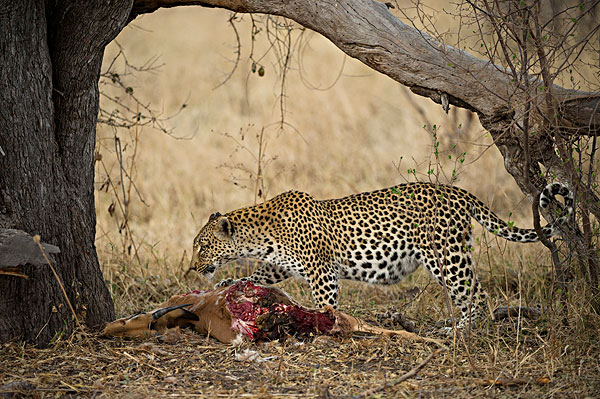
<box><xmin>2</xmin><ymin>279</ymin><xmax>599</xmax><ymax>398</ymax></box>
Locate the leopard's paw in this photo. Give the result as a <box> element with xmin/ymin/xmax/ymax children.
<box><xmin>214</xmin><ymin>278</ymin><xmax>241</xmax><ymax>288</ymax></box>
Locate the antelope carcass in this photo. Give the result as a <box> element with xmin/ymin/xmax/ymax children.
<box><xmin>103</xmin><ymin>281</ymin><xmax>441</xmax><ymax>346</ymax></box>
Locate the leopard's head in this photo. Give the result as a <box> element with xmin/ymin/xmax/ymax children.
<box><xmin>190</xmin><ymin>212</ymin><xmax>237</xmax><ymax>277</ymax></box>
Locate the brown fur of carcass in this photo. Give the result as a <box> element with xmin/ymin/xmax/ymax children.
<box><xmin>103</xmin><ymin>282</ymin><xmax>442</xmax><ymax>346</ymax></box>
<box><xmin>103</xmin><ymin>288</ymin><xmax>239</xmax><ymax>343</ymax></box>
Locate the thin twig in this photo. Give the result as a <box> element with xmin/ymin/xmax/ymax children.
<box><xmin>214</xmin><ymin>13</ymin><xmax>242</xmax><ymax>90</ymax></box>
<box><xmin>356</xmin><ymin>349</ymin><xmax>445</xmax><ymax>398</ymax></box>
<box><xmin>33</xmin><ymin>235</ymin><xmax>87</xmax><ymax>337</ymax></box>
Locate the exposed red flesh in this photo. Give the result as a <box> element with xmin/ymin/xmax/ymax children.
<box><xmin>225</xmin><ymin>281</ymin><xmax>335</xmax><ymax>340</ymax></box>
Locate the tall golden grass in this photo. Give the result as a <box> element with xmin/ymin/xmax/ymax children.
<box><xmin>14</xmin><ymin>8</ymin><xmax>589</xmax><ymax>397</ymax></box>
<box><xmin>96</xmin><ymin>6</ymin><xmax>567</xmax><ymax>316</ymax></box>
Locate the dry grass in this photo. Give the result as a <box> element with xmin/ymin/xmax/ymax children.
<box><xmin>1</xmin><ymin>4</ymin><xmax>599</xmax><ymax>398</ymax></box>
<box><xmin>1</xmin><ymin>276</ymin><xmax>599</xmax><ymax>398</ymax></box>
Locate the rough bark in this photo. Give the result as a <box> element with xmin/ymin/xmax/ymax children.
<box><xmin>0</xmin><ymin>0</ymin><xmax>131</xmax><ymax>346</ymax></box>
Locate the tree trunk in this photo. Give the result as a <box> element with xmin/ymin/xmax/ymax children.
<box><xmin>0</xmin><ymin>0</ymin><xmax>130</xmax><ymax>346</ymax></box>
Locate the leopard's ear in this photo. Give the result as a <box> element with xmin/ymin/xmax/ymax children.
<box><xmin>214</xmin><ymin>216</ymin><xmax>234</xmax><ymax>241</ymax></box>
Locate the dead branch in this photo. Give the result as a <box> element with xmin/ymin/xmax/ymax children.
<box><xmin>492</xmin><ymin>306</ymin><xmax>542</xmax><ymax>321</ymax></box>
<box><xmin>357</xmin><ymin>348</ymin><xmax>445</xmax><ymax>398</ymax></box>
<box><xmin>473</xmin><ymin>376</ymin><xmax>551</xmax><ymax>386</ymax></box>
<box><xmin>129</xmin><ymin>0</ymin><xmax>598</xmax><ymax>135</ymax></box>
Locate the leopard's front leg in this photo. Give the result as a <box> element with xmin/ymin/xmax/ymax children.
<box><xmin>214</xmin><ymin>262</ymin><xmax>291</xmax><ymax>288</ymax></box>
<box><xmin>307</xmin><ymin>262</ymin><xmax>339</xmax><ymax>309</ymax></box>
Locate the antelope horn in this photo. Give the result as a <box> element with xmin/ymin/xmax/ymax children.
<box><xmin>180</xmin><ymin>308</ymin><xmax>200</xmax><ymax>321</ymax></box>
<box><xmin>126</xmin><ymin>311</ymin><xmax>144</xmax><ymax>320</ymax></box>
<box><xmin>151</xmin><ymin>303</ymin><xmax>197</xmax><ymax>320</ymax></box>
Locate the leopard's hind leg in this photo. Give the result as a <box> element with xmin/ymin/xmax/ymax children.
<box><xmin>420</xmin><ymin>239</ymin><xmax>487</xmax><ymax>329</ymax></box>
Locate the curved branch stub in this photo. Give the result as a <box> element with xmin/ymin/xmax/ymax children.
<box><xmin>409</xmin><ymin>86</ymin><xmax>478</xmax><ymax>113</ymax></box>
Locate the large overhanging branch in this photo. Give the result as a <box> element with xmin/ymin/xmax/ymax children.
<box><xmin>130</xmin><ymin>0</ymin><xmax>599</xmax><ymax>135</ymax></box>
<box><xmin>128</xmin><ymin>0</ymin><xmax>600</xmax><ymax>281</ymax></box>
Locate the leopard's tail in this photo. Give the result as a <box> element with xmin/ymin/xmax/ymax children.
<box><xmin>469</xmin><ymin>183</ymin><xmax>573</xmax><ymax>243</ymax></box>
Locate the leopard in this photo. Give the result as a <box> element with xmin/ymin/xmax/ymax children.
<box><xmin>190</xmin><ymin>182</ymin><xmax>573</xmax><ymax>329</ymax></box>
